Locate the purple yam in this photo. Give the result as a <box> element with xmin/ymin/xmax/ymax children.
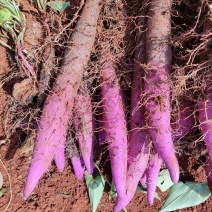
<box><xmin>73</xmin><ymin>92</ymin><xmax>94</xmax><ymax>175</ymax></box>
<box><xmin>71</xmin><ymin>156</ymin><xmax>85</xmax><ymax>180</ymax></box>
<box><xmin>146</xmin><ymin>153</ymin><xmax>163</xmax><ymax>206</ymax></box>
<box><xmin>23</xmin><ymin>0</ymin><xmax>101</xmax><ymax>198</ymax></box>
<box><xmin>172</xmin><ymin>100</ymin><xmax>195</xmax><ymax>140</ymax></box>
<box><xmin>144</xmin><ymin>0</ymin><xmax>179</xmax><ymax>183</ymax></box>
<box><xmin>101</xmin><ymin>61</ymin><xmax>128</xmax><ymax>199</ymax></box>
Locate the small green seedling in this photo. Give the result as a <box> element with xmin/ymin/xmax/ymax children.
<box><xmin>0</xmin><ymin>0</ymin><xmax>35</xmax><ymax>78</ymax></box>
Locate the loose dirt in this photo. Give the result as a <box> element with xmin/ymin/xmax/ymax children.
<box><xmin>0</xmin><ymin>44</ymin><xmax>11</xmax><ymax>138</ymax></box>
<box><xmin>1</xmin><ymin>144</ymin><xmax>212</xmax><ymax>211</ymax></box>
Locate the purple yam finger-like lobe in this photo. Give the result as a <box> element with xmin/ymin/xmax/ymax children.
<box><xmin>73</xmin><ymin>92</ymin><xmax>94</xmax><ymax>175</ymax></box>
<box><xmin>71</xmin><ymin>156</ymin><xmax>85</xmax><ymax>180</ymax></box>
<box><xmin>101</xmin><ymin>61</ymin><xmax>127</xmax><ymax>199</ymax></box>
<box><xmin>118</xmin><ymin>85</ymin><xmax>150</xmax><ymax>207</ymax></box>
<box><xmin>114</xmin><ymin>25</ymin><xmax>150</xmax><ymax>210</ymax></box>
<box><xmin>144</xmin><ymin>0</ymin><xmax>179</xmax><ymax>183</ymax></box>
<box><xmin>23</xmin><ymin>0</ymin><xmax>102</xmax><ymax>198</ymax></box>
<box><xmin>23</xmin><ymin>95</ymin><xmax>68</xmax><ymax>198</ymax></box>
<box><xmin>146</xmin><ymin>153</ymin><xmax>163</xmax><ymax>206</ymax></box>
<box><xmin>54</xmin><ymin>139</ymin><xmax>65</xmax><ymax>172</ymax></box>
<box><xmin>23</xmin><ymin>148</ymin><xmax>54</xmax><ymax>198</ymax></box>
<box><xmin>140</xmin><ymin>171</ymin><xmax>147</xmax><ymax>187</ymax></box>
<box><xmin>144</xmin><ymin>76</ymin><xmax>179</xmax><ymax>183</ymax></box>
<box><xmin>67</xmin><ymin>127</ymin><xmax>85</xmax><ymax>180</ymax></box>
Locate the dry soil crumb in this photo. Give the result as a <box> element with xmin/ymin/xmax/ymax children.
<box><xmin>12</xmin><ymin>78</ymin><xmax>38</xmax><ymax>105</ymax></box>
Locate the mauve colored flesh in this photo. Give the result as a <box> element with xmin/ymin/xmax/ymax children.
<box><xmin>73</xmin><ymin>92</ymin><xmax>94</xmax><ymax>175</ymax></box>
<box><xmin>101</xmin><ymin>62</ymin><xmax>127</xmax><ymax>199</ymax></box>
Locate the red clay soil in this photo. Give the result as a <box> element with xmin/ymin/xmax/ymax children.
<box><xmin>0</xmin><ymin>44</ymin><xmax>11</xmax><ymax>138</ymax></box>
<box><xmin>1</xmin><ymin>142</ymin><xmax>212</xmax><ymax>212</ymax></box>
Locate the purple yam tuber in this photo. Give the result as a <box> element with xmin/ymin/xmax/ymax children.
<box><xmin>100</xmin><ymin>61</ymin><xmax>128</xmax><ymax>199</ymax></box>
<box><xmin>23</xmin><ymin>0</ymin><xmax>102</xmax><ymax>198</ymax></box>
<box><xmin>144</xmin><ymin>0</ymin><xmax>179</xmax><ymax>183</ymax></box>
<box><xmin>73</xmin><ymin>91</ymin><xmax>94</xmax><ymax>175</ymax></box>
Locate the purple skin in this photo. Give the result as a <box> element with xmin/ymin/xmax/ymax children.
<box><xmin>172</xmin><ymin>100</ymin><xmax>195</xmax><ymax>141</ymax></box>
<box><xmin>23</xmin><ymin>0</ymin><xmax>102</xmax><ymax>198</ymax></box>
<box><xmin>71</xmin><ymin>156</ymin><xmax>85</xmax><ymax>180</ymax></box>
<box><xmin>101</xmin><ymin>61</ymin><xmax>128</xmax><ymax>199</ymax></box>
<box><xmin>98</xmin><ymin>127</ymin><xmax>106</xmax><ymax>145</ymax></box>
<box><xmin>73</xmin><ymin>92</ymin><xmax>94</xmax><ymax>175</ymax></box>
<box><xmin>96</xmin><ymin>115</ymin><xmax>106</xmax><ymax>145</ymax></box>
<box><xmin>146</xmin><ymin>153</ymin><xmax>163</xmax><ymax>206</ymax></box>
<box><xmin>144</xmin><ymin>72</ymin><xmax>179</xmax><ymax>183</ymax></box>
<box><xmin>23</xmin><ymin>88</ymin><xmax>70</xmax><ymax>198</ymax></box>
<box><xmin>140</xmin><ymin>171</ymin><xmax>147</xmax><ymax>186</ymax></box>
<box><xmin>144</xmin><ymin>0</ymin><xmax>179</xmax><ymax>184</ymax></box>
<box><xmin>54</xmin><ymin>139</ymin><xmax>65</xmax><ymax>172</ymax></box>
<box><xmin>198</xmin><ymin>85</ymin><xmax>212</xmax><ymax>190</ymax></box>
<box><xmin>114</xmin><ymin>37</ymin><xmax>150</xmax><ymax>211</ymax></box>
<box><xmin>137</xmin><ymin>100</ymin><xmax>194</xmax><ymax>207</ymax></box>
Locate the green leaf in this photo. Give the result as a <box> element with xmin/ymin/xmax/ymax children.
<box><xmin>46</xmin><ymin>1</ymin><xmax>70</xmax><ymax>12</ymax></box>
<box><xmin>0</xmin><ymin>188</ymin><xmax>8</xmax><ymax>197</ymax></box>
<box><xmin>157</xmin><ymin>169</ymin><xmax>174</xmax><ymax>192</ymax></box>
<box><xmin>160</xmin><ymin>181</ymin><xmax>211</xmax><ymax>212</ymax></box>
<box><xmin>109</xmin><ymin>181</ymin><xmax>117</xmax><ymax>200</ymax></box>
<box><xmin>137</xmin><ymin>184</ymin><xmax>160</xmax><ymax>200</ymax></box>
<box><xmin>84</xmin><ymin>171</ymin><xmax>105</xmax><ymax>212</ymax></box>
